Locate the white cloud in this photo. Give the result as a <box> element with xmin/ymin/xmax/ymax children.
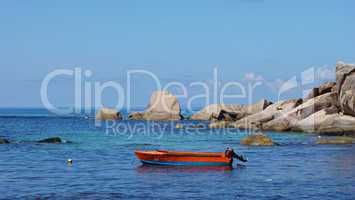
<box><xmin>244</xmin><ymin>72</ymin><xmax>264</xmax><ymax>82</ymax></box>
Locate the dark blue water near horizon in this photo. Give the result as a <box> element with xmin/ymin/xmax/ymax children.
<box><xmin>0</xmin><ymin>109</ymin><xmax>354</xmax><ymax>199</ymax></box>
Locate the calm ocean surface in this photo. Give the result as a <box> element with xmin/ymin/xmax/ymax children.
<box><xmin>0</xmin><ymin>109</ymin><xmax>354</xmax><ymax>199</ymax></box>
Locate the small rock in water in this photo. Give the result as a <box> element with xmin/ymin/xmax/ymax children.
<box><xmin>37</xmin><ymin>137</ymin><xmax>62</xmax><ymax>144</ymax></box>
<box><xmin>0</xmin><ymin>138</ymin><xmax>10</xmax><ymax>144</ymax></box>
<box><xmin>240</xmin><ymin>134</ymin><xmax>275</xmax><ymax>146</ymax></box>
<box><xmin>316</xmin><ymin>136</ymin><xmax>355</xmax><ymax>145</ymax></box>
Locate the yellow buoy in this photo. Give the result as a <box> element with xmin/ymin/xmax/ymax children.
<box><xmin>67</xmin><ymin>159</ymin><xmax>73</xmax><ymax>166</ymax></box>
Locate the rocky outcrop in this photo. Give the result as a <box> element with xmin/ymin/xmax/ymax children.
<box><xmin>191</xmin><ymin>99</ymin><xmax>272</xmax><ymax>120</ymax></box>
<box><xmin>0</xmin><ymin>138</ymin><xmax>10</xmax><ymax>144</ymax></box>
<box><xmin>305</xmin><ymin>82</ymin><xmax>336</xmax><ymax>100</ymax></box>
<box><xmin>240</xmin><ymin>134</ymin><xmax>275</xmax><ymax>146</ymax></box>
<box><xmin>37</xmin><ymin>137</ymin><xmax>63</xmax><ymax>143</ymax></box>
<box><xmin>262</xmin><ymin>92</ymin><xmax>339</xmax><ymax>132</ymax></box>
<box><xmin>246</xmin><ymin>62</ymin><xmax>355</xmax><ymax>134</ymax></box>
<box><xmin>208</xmin><ymin>99</ymin><xmax>301</xmax><ymax>129</ymax></box>
<box><xmin>336</xmin><ymin>61</ymin><xmax>355</xmax><ymax>117</ymax></box>
<box><xmin>96</xmin><ymin>108</ymin><xmax>122</xmax><ymax>120</ymax></box>
<box><xmin>316</xmin><ymin>136</ymin><xmax>355</xmax><ymax>144</ymax></box>
<box><xmin>128</xmin><ymin>91</ymin><xmax>182</xmax><ymax>120</ymax></box>
<box><xmin>94</xmin><ymin>60</ymin><xmax>355</xmax><ymax>135</ymax></box>
<box><xmin>233</xmin><ymin>99</ymin><xmax>302</xmax><ymax>130</ymax></box>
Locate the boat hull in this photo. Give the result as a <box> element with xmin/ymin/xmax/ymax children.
<box><xmin>135</xmin><ymin>150</ymin><xmax>232</xmax><ymax>166</ymax></box>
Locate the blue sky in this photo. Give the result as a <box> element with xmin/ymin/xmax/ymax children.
<box><xmin>0</xmin><ymin>0</ymin><xmax>354</xmax><ymax>109</ymax></box>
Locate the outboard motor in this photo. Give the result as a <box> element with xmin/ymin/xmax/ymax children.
<box><xmin>225</xmin><ymin>147</ymin><xmax>247</xmax><ymax>162</ymax></box>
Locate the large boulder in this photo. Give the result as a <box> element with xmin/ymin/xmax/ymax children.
<box><xmin>293</xmin><ymin>107</ymin><xmax>355</xmax><ymax>134</ymax></box>
<box><xmin>336</xmin><ymin>61</ymin><xmax>355</xmax><ymax>117</ymax></box>
<box><xmin>240</xmin><ymin>134</ymin><xmax>275</xmax><ymax>146</ymax></box>
<box><xmin>292</xmin><ymin>107</ymin><xmax>336</xmax><ymax>133</ymax></box>
<box><xmin>316</xmin><ymin>114</ymin><xmax>355</xmax><ymax>134</ymax></box>
<box><xmin>191</xmin><ymin>99</ymin><xmax>272</xmax><ymax>120</ymax></box>
<box><xmin>0</xmin><ymin>138</ymin><xmax>10</xmax><ymax>144</ymax></box>
<box><xmin>262</xmin><ymin>92</ymin><xmax>339</xmax><ymax>132</ymax></box>
<box><xmin>305</xmin><ymin>82</ymin><xmax>336</xmax><ymax>100</ymax></box>
<box><xmin>96</xmin><ymin>108</ymin><xmax>122</xmax><ymax>120</ymax></box>
<box><xmin>131</xmin><ymin>91</ymin><xmax>182</xmax><ymax>120</ymax></box>
<box><xmin>233</xmin><ymin>99</ymin><xmax>302</xmax><ymax>130</ymax></box>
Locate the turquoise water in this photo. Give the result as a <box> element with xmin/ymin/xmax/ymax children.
<box><xmin>0</xmin><ymin>109</ymin><xmax>354</xmax><ymax>199</ymax></box>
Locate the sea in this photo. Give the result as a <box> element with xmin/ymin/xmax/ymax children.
<box><xmin>0</xmin><ymin>108</ymin><xmax>354</xmax><ymax>199</ymax></box>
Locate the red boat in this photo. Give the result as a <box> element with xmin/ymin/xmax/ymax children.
<box><xmin>135</xmin><ymin>148</ymin><xmax>247</xmax><ymax>166</ymax></box>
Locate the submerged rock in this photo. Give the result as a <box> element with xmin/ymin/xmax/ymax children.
<box><xmin>37</xmin><ymin>137</ymin><xmax>62</xmax><ymax>143</ymax></box>
<box><xmin>191</xmin><ymin>99</ymin><xmax>272</xmax><ymax>120</ymax></box>
<box><xmin>240</xmin><ymin>134</ymin><xmax>275</xmax><ymax>146</ymax></box>
<box><xmin>96</xmin><ymin>108</ymin><xmax>122</xmax><ymax>120</ymax></box>
<box><xmin>336</xmin><ymin>61</ymin><xmax>355</xmax><ymax>117</ymax></box>
<box><xmin>0</xmin><ymin>138</ymin><xmax>10</xmax><ymax>144</ymax></box>
<box><xmin>316</xmin><ymin>136</ymin><xmax>355</xmax><ymax>144</ymax></box>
